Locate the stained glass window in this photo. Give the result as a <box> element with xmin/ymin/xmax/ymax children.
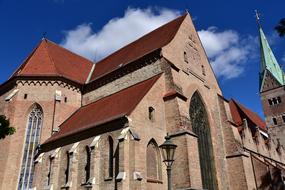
<box><xmin>18</xmin><ymin>104</ymin><xmax>43</xmax><ymax>190</ymax></box>
<box><xmin>189</xmin><ymin>92</ymin><xmax>217</xmax><ymax>190</ymax></box>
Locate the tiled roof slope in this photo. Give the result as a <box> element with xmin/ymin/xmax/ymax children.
<box><xmin>13</xmin><ymin>39</ymin><xmax>93</xmax><ymax>84</ymax></box>
<box><xmin>45</xmin><ymin>74</ymin><xmax>161</xmax><ymax>144</ymax></box>
<box><xmin>89</xmin><ymin>13</ymin><xmax>187</xmax><ymax>82</ymax></box>
<box><xmin>229</xmin><ymin>99</ymin><xmax>267</xmax><ymax>131</ymax></box>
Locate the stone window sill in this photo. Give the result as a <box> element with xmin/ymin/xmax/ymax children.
<box><xmin>43</xmin><ymin>185</ymin><xmax>53</xmax><ymax>190</ymax></box>
<box><xmin>104</xmin><ymin>177</ymin><xmax>113</xmax><ymax>181</ymax></box>
<box><xmin>81</xmin><ymin>182</ymin><xmax>93</xmax><ymax>188</ymax></box>
<box><xmin>146</xmin><ymin>178</ymin><xmax>163</xmax><ymax>184</ymax></box>
<box><xmin>61</xmin><ymin>182</ymin><xmax>72</xmax><ymax>189</ymax></box>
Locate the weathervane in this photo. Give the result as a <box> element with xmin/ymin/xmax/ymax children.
<box><xmin>42</xmin><ymin>32</ymin><xmax>47</xmax><ymax>40</ymax></box>
<box><xmin>255</xmin><ymin>10</ymin><xmax>260</xmax><ymax>20</ymax></box>
<box><xmin>255</xmin><ymin>10</ymin><xmax>261</xmax><ymax>27</ymax></box>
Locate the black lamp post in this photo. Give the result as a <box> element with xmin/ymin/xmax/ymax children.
<box><xmin>159</xmin><ymin>135</ymin><xmax>177</xmax><ymax>190</ymax></box>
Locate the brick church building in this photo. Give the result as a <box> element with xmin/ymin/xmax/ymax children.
<box><xmin>0</xmin><ymin>12</ymin><xmax>285</xmax><ymax>190</ymax></box>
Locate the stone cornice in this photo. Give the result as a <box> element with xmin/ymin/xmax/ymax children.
<box><xmin>0</xmin><ymin>75</ymin><xmax>83</xmax><ymax>95</ymax></box>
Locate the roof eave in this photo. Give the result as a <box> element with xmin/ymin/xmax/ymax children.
<box><xmin>40</xmin><ymin>115</ymin><xmax>129</xmax><ymax>153</ymax></box>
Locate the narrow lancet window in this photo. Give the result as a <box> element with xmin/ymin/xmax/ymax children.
<box><xmin>184</xmin><ymin>51</ymin><xmax>189</xmax><ymax>63</ymax></box>
<box><xmin>148</xmin><ymin>107</ymin><xmax>155</xmax><ymax>121</ymax></box>
<box><xmin>85</xmin><ymin>146</ymin><xmax>91</xmax><ymax>183</ymax></box>
<box><xmin>108</xmin><ymin>136</ymin><xmax>114</xmax><ymax>178</ymax></box>
<box><xmin>18</xmin><ymin>104</ymin><xmax>43</xmax><ymax>190</ymax></box>
<box><xmin>47</xmin><ymin>156</ymin><xmax>53</xmax><ymax>186</ymax></box>
<box><xmin>65</xmin><ymin>152</ymin><xmax>71</xmax><ymax>184</ymax></box>
<box><xmin>273</xmin><ymin>117</ymin><xmax>278</xmax><ymax>125</ymax></box>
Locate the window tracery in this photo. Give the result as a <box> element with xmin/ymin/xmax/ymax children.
<box><xmin>189</xmin><ymin>92</ymin><xmax>217</xmax><ymax>189</ymax></box>
<box><xmin>18</xmin><ymin>104</ymin><xmax>43</xmax><ymax>190</ymax></box>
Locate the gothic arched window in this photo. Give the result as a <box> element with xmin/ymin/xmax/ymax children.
<box><xmin>146</xmin><ymin>139</ymin><xmax>162</xmax><ymax>181</ymax></box>
<box><xmin>18</xmin><ymin>104</ymin><xmax>43</xmax><ymax>190</ymax></box>
<box><xmin>189</xmin><ymin>92</ymin><xmax>217</xmax><ymax>190</ymax></box>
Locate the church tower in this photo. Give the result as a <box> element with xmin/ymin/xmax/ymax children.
<box><xmin>257</xmin><ymin>12</ymin><xmax>285</xmax><ymax>147</ymax></box>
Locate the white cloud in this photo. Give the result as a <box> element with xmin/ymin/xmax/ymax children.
<box><xmin>198</xmin><ymin>27</ymin><xmax>256</xmax><ymax>79</ymax></box>
<box><xmin>61</xmin><ymin>7</ymin><xmax>256</xmax><ymax>80</ymax></box>
<box><xmin>61</xmin><ymin>7</ymin><xmax>180</xmax><ymax>61</ymax></box>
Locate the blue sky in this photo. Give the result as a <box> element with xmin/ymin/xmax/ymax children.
<box><xmin>0</xmin><ymin>0</ymin><xmax>284</xmax><ymax>118</ymax></box>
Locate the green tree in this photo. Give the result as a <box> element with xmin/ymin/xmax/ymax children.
<box><xmin>275</xmin><ymin>18</ymin><xmax>285</xmax><ymax>37</ymax></box>
<box><xmin>0</xmin><ymin>115</ymin><xmax>15</xmax><ymax>139</ymax></box>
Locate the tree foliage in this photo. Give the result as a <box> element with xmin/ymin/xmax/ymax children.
<box><xmin>275</xmin><ymin>18</ymin><xmax>285</xmax><ymax>37</ymax></box>
<box><xmin>0</xmin><ymin>115</ymin><xmax>15</xmax><ymax>139</ymax></box>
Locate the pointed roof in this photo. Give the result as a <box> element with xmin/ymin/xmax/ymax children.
<box><xmin>13</xmin><ymin>39</ymin><xmax>94</xmax><ymax>84</ymax></box>
<box><xmin>44</xmin><ymin>74</ymin><xmax>161</xmax><ymax>144</ymax></box>
<box><xmin>229</xmin><ymin>99</ymin><xmax>267</xmax><ymax>131</ymax></box>
<box><xmin>89</xmin><ymin>13</ymin><xmax>188</xmax><ymax>82</ymax></box>
<box><xmin>259</xmin><ymin>24</ymin><xmax>284</xmax><ymax>90</ymax></box>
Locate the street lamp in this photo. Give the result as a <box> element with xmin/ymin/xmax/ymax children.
<box><xmin>159</xmin><ymin>134</ymin><xmax>177</xmax><ymax>190</ymax></box>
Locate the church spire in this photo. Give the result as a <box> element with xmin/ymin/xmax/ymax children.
<box><xmin>256</xmin><ymin>10</ymin><xmax>284</xmax><ymax>91</ymax></box>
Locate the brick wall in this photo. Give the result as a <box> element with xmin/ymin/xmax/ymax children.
<box><xmin>0</xmin><ymin>80</ymin><xmax>81</xmax><ymax>189</ymax></box>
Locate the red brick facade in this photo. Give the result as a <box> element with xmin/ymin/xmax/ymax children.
<box><xmin>0</xmin><ymin>12</ymin><xmax>285</xmax><ymax>190</ymax></box>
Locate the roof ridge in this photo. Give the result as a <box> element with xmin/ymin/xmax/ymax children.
<box><xmin>95</xmin><ymin>14</ymin><xmax>187</xmax><ymax>65</ymax></box>
<box><xmin>45</xmin><ymin>39</ymin><xmax>94</xmax><ymax>83</ymax></box>
<box><xmin>89</xmin><ymin>13</ymin><xmax>187</xmax><ymax>82</ymax></box>
<box><xmin>45</xmin><ymin>39</ymin><xmax>93</xmax><ymax>63</ymax></box>
<box><xmin>43</xmin><ymin>39</ymin><xmax>59</xmax><ymax>75</ymax></box>
<box><xmin>10</xmin><ymin>40</ymin><xmax>44</xmax><ymax>78</ymax></box>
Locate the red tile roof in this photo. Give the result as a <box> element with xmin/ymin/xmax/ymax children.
<box><xmin>229</xmin><ymin>99</ymin><xmax>267</xmax><ymax>131</ymax></box>
<box><xmin>45</xmin><ymin>74</ymin><xmax>161</xmax><ymax>143</ymax></box>
<box><xmin>89</xmin><ymin>13</ymin><xmax>187</xmax><ymax>82</ymax></box>
<box><xmin>13</xmin><ymin>39</ymin><xmax>93</xmax><ymax>84</ymax></box>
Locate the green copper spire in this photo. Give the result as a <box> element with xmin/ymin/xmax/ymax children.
<box><xmin>256</xmin><ymin>11</ymin><xmax>284</xmax><ymax>91</ymax></box>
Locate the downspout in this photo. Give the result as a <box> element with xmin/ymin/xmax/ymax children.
<box><xmin>51</xmin><ymin>98</ymin><xmax>56</xmax><ymax>135</ymax></box>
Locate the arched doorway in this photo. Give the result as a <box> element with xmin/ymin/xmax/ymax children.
<box><xmin>189</xmin><ymin>92</ymin><xmax>217</xmax><ymax>190</ymax></box>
